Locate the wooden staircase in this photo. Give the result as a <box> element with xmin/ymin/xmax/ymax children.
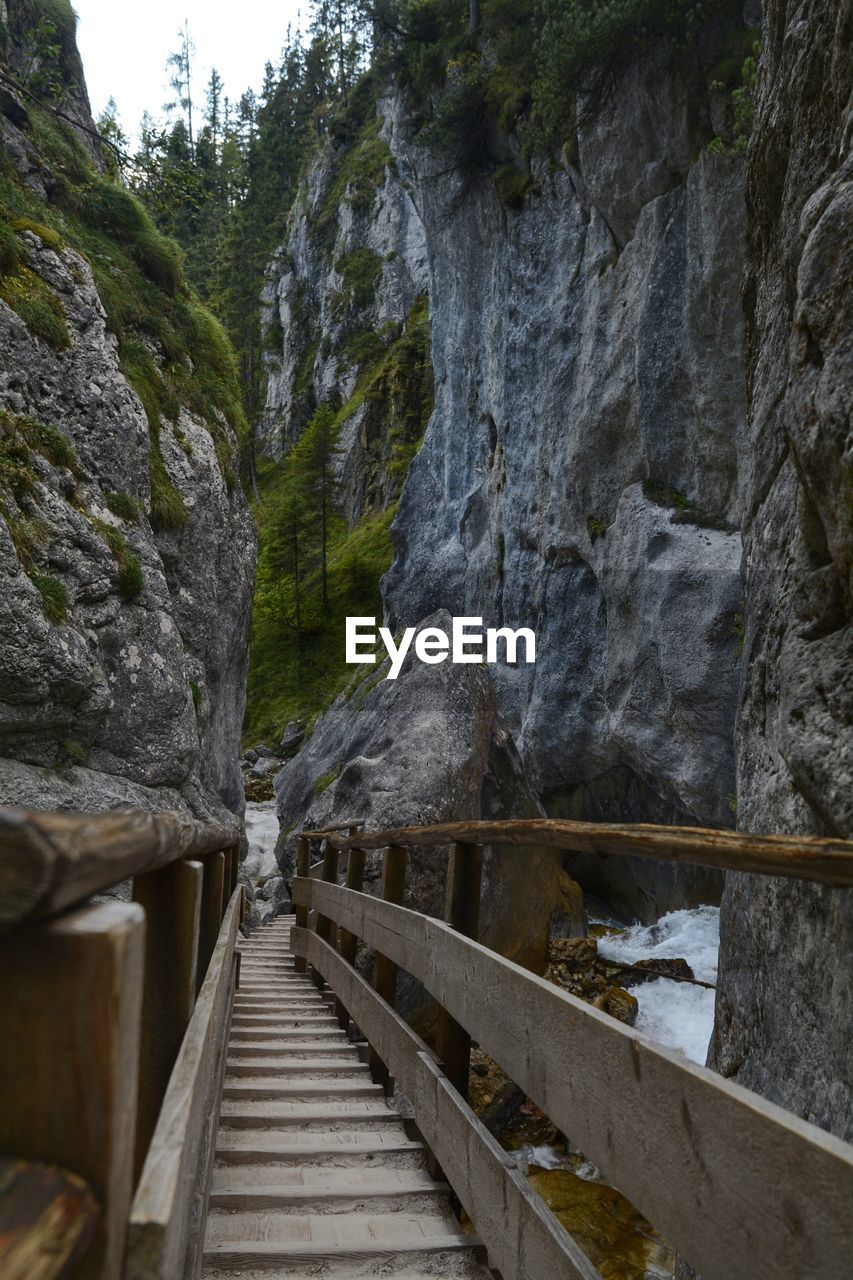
<box><xmin>202</xmin><ymin>915</ymin><xmax>488</xmax><ymax>1277</ymax></box>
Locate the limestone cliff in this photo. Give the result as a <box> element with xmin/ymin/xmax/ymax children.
<box><xmin>0</xmin><ymin>1</ymin><xmax>256</xmax><ymax>824</ymax></box>
<box><xmin>263</xmin><ymin>30</ymin><xmax>751</xmax><ymax>919</ymax></box>
<box><xmin>710</xmin><ymin>0</ymin><xmax>852</xmax><ymax>1139</ymax></box>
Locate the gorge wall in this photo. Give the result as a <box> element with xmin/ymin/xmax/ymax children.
<box><xmin>262</xmin><ymin>2</ymin><xmax>851</xmax><ymax>1136</ymax></box>
<box><xmin>264</xmin><ymin>24</ymin><xmax>752</xmax><ymax>921</ymax></box>
<box><xmin>0</xmin><ymin>0</ymin><xmax>256</xmax><ymax>825</ymax></box>
<box><xmin>710</xmin><ymin>0</ymin><xmax>852</xmax><ymax>1140</ymax></box>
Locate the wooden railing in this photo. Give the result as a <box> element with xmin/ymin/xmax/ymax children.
<box><xmin>0</xmin><ymin>807</ymin><xmax>243</xmax><ymax>1280</ymax></box>
<box><xmin>291</xmin><ymin>819</ymin><xmax>853</xmax><ymax>1280</ymax></box>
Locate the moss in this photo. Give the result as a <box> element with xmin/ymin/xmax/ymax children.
<box><xmin>90</xmin><ymin>517</ymin><xmax>144</xmax><ymax>599</ymax></box>
<box><xmin>190</xmin><ymin>680</ymin><xmax>202</xmax><ymax>713</ymax></box>
<box><xmin>587</xmin><ymin>514</ymin><xmax>607</xmax><ymax>542</ymax></box>
<box><xmin>335</xmin><ymin>249</ymin><xmax>383</xmax><ymax>310</ymax></box>
<box><xmin>0</xmin><ymin>220</ymin><xmax>20</xmax><ymax>277</ymax></box>
<box><xmin>0</xmin><ymin>409</ymin><xmax>77</xmax><ymax>495</ymax></box>
<box><xmin>0</xmin><ymin>266</ymin><xmax>70</xmax><ymax>348</ymax></box>
<box><xmin>494</xmin><ymin>162</ymin><xmax>537</xmax><ymax>210</ymax></box>
<box><xmin>9</xmin><ymin>217</ymin><xmax>64</xmax><ymax>252</ymax></box>
<box><xmin>313</xmin><ymin>767</ymin><xmax>340</xmax><ymax>797</ymax></box>
<box><xmin>103</xmin><ymin>490</ymin><xmax>140</xmax><ymax>522</ymax></box>
<box><xmin>59</xmin><ymin>737</ymin><xmax>88</xmax><ymax>766</ymax></box>
<box><xmin>644</xmin><ymin>478</ymin><xmax>736</xmax><ymax>532</ymax></box>
<box><xmin>313</xmin><ymin>117</ymin><xmax>394</xmax><ymax>246</ymax></box>
<box><xmin>344</xmin><ymin>328</ymin><xmax>386</xmax><ymax>368</ymax></box>
<box><xmin>30</xmin><ymin>571</ymin><xmax>68</xmax><ymax>622</ymax></box>
<box><xmin>148</xmin><ymin>443</ymin><xmax>188</xmax><ymax>530</ymax></box>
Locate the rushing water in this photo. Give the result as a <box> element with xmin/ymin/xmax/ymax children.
<box><xmin>243</xmin><ymin>800</ymin><xmax>280</xmax><ymax>880</ymax></box>
<box><xmin>596</xmin><ymin>905</ymin><xmax>721</xmax><ymax>1065</ymax></box>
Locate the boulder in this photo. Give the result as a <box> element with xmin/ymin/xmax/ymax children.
<box><xmin>280</xmin><ymin>721</ymin><xmax>306</xmax><ymax>755</ymax></box>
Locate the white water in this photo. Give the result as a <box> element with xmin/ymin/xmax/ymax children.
<box><xmin>243</xmin><ymin>800</ymin><xmax>280</xmax><ymax>880</ymax></box>
<box><xmin>597</xmin><ymin>906</ymin><xmax>720</xmax><ymax>1065</ymax></box>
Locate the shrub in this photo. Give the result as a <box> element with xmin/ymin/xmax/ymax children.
<box><xmin>494</xmin><ymin>162</ymin><xmax>536</xmax><ymax>210</ymax></box>
<box><xmin>31</xmin><ymin>571</ymin><xmax>68</xmax><ymax>622</ymax></box>
<box><xmin>133</xmin><ymin>229</ymin><xmax>184</xmax><ymax>294</ymax></box>
<box><xmin>335</xmin><ymin>249</ymin><xmax>383</xmax><ymax>310</ymax></box>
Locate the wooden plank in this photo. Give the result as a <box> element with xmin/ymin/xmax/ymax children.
<box><xmin>197</xmin><ymin>852</ymin><xmax>225</xmax><ymax>994</ymax></box>
<box><xmin>132</xmin><ymin>859</ymin><xmax>203</xmax><ymax>1183</ymax></box>
<box><xmin>335</xmin><ymin>845</ymin><xmax>366</xmax><ymax>1028</ymax></box>
<box><xmin>315</xmin><ymin>842</ymin><xmax>339</xmax><ymax>945</ymax></box>
<box><xmin>291</xmin><ymin>878</ymin><xmax>426</xmax><ymax>978</ymax></box>
<box><xmin>0</xmin><ymin>1158</ymin><xmax>100</xmax><ymax>1280</ymax></box>
<box><xmin>317</xmin><ymin>818</ymin><xmax>853</xmax><ymax>887</ymax></box>
<box><xmin>436</xmin><ymin>842</ymin><xmax>482</xmax><ymax>1099</ymax></box>
<box><xmin>294</xmin><ymin>928</ymin><xmax>599</xmax><ymax>1280</ymax></box>
<box><xmin>293</xmin><ymin>882</ymin><xmax>853</xmax><ymax>1279</ymax></box>
<box><xmin>0</xmin><ymin>902</ymin><xmax>145</xmax><ymax>1280</ymax></box>
<box><xmin>126</xmin><ymin>888</ymin><xmax>242</xmax><ymax>1280</ymax></box>
<box><xmin>413</xmin><ymin>1054</ymin><xmax>601</xmax><ymax>1280</ymax></box>
<box><xmin>0</xmin><ymin>809</ymin><xmax>240</xmax><ymax>929</ymax></box>
<box><xmin>183</xmin><ymin>957</ymin><xmax>238</xmax><ymax>1280</ymax></box>
<box><xmin>371</xmin><ymin>845</ymin><xmax>407</xmax><ymax>1093</ymax></box>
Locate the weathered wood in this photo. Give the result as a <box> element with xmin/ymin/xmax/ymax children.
<box><xmin>316</xmin><ymin>842</ymin><xmax>339</xmax><ymax>945</ymax></box>
<box><xmin>294</xmin><ymin>879</ymin><xmax>853</xmax><ymax>1280</ymax></box>
<box><xmin>335</xmin><ymin>845</ymin><xmax>366</xmax><ymax>1028</ymax></box>
<box><xmin>293</xmin><ymin>838</ymin><xmax>310</xmax><ymax>975</ymax></box>
<box><xmin>0</xmin><ymin>808</ymin><xmax>240</xmax><ymax>929</ymax></box>
<box><xmin>0</xmin><ymin>902</ymin><xmax>145</xmax><ymax>1280</ymax></box>
<box><xmin>126</xmin><ymin>888</ymin><xmax>242</xmax><ymax>1280</ymax></box>
<box><xmin>436</xmin><ymin>842</ymin><xmax>482</xmax><ymax>1099</ymax></box>
<box><xmin>371</xmin><ymin>846</ymin><xmax>407</xmax><ymax>1093</ymax></box>
<box><xmin>197</xmin><ymin>852</ymin><xmax>225</xmax><ymax>994</ymax></box>
<box><xmin>183</xmin><ymin>955</ymin><xmax>238</xmax><ymax>1280</ymax></box>
<box><xmin>318</xmin><ymin>818</ymin><xmax>853</xmax><ymax>887</ymax></box>
<box><xmin>132</xmin><ymin>859</ymin><xmax>203</xmax><ymax>1183</ymax></box>
<box><xmin>0</xmin><ymin>1158</ymin><xmax>100</xmax><ymax>1280</ymax></box>
<box><xmin>293</xmin><ymin>928</ymin><xmax>598</xmax><ymax>1280</ymax></box>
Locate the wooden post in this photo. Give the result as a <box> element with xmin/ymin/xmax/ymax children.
<box><xmin>370</xmin><ymin>845</ymin><xmax>407</xmax><ymax>1093</ymax></box>
<box><xmin>222</xmin><ymin>849</ymin><xmax>234</xmax><ymax>906</ymax></box>
<box><xmin>0</xmin><ymin>901</ymin><xmax>145</xmax><ymax>1280</ymax></box>
<box><xmin>436</xmin><ymin>842</ymin><xmax>482</xmax><ymax>1100</ymax></box>
<box><xmin>197</xmin><ymin>852</ymin><xmax>225</xmax><ymax>994</ymax></box>
<box><xmin>132</xmin><ymin>859</ymin><xmax>203</xmax><ymax>1184</ymax></box>
<box><xmin>293</xmin><ymin>837</ymin><xmax>310</xmax><ymax>974</ymax></box>
<box><xmin>335</xmin><ymin>835</ymin><xmax>365</xmax><ymax>1028</ymax></box>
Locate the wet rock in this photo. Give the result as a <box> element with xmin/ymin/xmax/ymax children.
<box><xmin>619</xmin><ymin>957</ymin><xmax>695</xmax><ymax>987</ymax></box>
<box><xmin>592</xmin><ymin>986</ymin><xmax>639</xmax><ymax>1027</ymax></box>
<box><xmin>251</xmin><ymin>755</ymin><xmax>282</xmax><ymax>778</ymax></box>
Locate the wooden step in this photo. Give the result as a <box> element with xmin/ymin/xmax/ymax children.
<box><xmin>208</xmin><ymin>1170</ymin><xmax>450</xmax><ymax>1211</ymax></box>
<box><xmin>212</xmin><ymin>1138</ymin><xmax>428</xmax><ymax>1171</ymax></box>
<box><xmin>217</xmin><ymin>1105</ymin><xmax>400</xmax><ymax>1130</ymax></box>
<box><xmin>222</xmin><ymin>1081</ymin><xmax>383</xmax><ymax>1102</ymax></box>
<box><xmin>226</xmin><ymin>1059</ymin><xmax>365</xmax><ymax>1076</ymax></box>
<box><xmin>203</xmin><ymin>1225</ymin><xmax>481</xmax><ymax>1261</ymax></box>
<box><xmin>227</xmin><ymin>1043</ymin><xmax>356</xmax><ymax>1058</ymax></box>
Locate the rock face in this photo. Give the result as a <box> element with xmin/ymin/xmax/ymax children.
<box><xmin>263</xmin><ymin>39</ymin><xmax>751</xmax><ymax>919</ymax></box>
<box><xmin>275</xmin><ymin>610</ymin><xmax>584</xmax><ymax>983</ymax></box>
<box><xmin>710</xmin><ymin>0</ymin><xmax>853</xmax><ymax>1139</ymax></box>
<box><xmin>0</xmin><ymin>12</ymin><xmax>256</xmax><ymax>824</ymax></box>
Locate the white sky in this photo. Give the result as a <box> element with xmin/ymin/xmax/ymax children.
<box><xmin>72</xmin><ymin>1</ymin><xmax>307</xmax><ymax>137</ymax></box>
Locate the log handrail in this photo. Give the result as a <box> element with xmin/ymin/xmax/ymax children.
<box><xmin>0</xmin><ymin>806</ymin><xmax>243</xmax><ymax>1279</ymax></box>
<box><xmin>0</xmin><ymin>808</ymin><xmax>241</xmax><ymax>929</ymax></box>
<box><xmin>309</xmin><ymin>817</ymin><xmax>853</xmax><ymax>886</ymax></box>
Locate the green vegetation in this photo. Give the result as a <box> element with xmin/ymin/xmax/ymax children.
<box><xmin>643</xmin><ymin>479</ymin><xmax>735</xmax><ymax>532</ymax></box>
<box><xmin>314</xmin><ymin>767</ymin><xmax>341</xmax><ymax>796</ymax></box>
<box><xmin>103</xmin><ymin>490</ymin><xmax>141</xmax><ymax>522</ymax></box>
<box><xmin>31</xmin><ymin>571</ymin><xmax>68</xmax><ymax>622</ymax></box>
<box><xmin>709</xmin><ymin>35</ymin><xmax>760</xmax><ymax>155</ymax></box>
<box><xmin>391</xmin><ymin>0</ymin><xmax>746</xmax><ymax>189</ymax></box>
<box><xmin>0</xmin><ymin>409</ymin><xmax>78</xmax><ymax>497</ymax></box>
<box><xmin>0</xmin><ymin>263</ymin><xmax>70</xmax><ymax>348</ymax></box>
<box><xmin>90</xmin><ymin>518</ymin><xmax>144</xmax><ymax>600</ymax></box>
<box><xmin>334</xmin><ymin>249</ymin><xmax>383</xmax><ymax>311</ymax></box>
<box><xmin>587</xmin><ymin>514</ymin><xmax>607</xmax><ymax>542</ymax></box>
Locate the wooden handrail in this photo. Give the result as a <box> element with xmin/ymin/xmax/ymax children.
<box><xmin>310</xmin><ymin>817</ymin><xmax>853</xmax><ymax>886</ymax></box>
<box><xmin>291</xmin><ymin>869</ymin><xmax>853</xmax><ymax>1280</ymax></box>
<box><xmin>0</xmin><ymin>808</ymin><xmax>240</xmax><ymax>929</ymax></box>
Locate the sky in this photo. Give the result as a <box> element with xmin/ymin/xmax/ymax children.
<box><xmin>72</xmin><ymin>1</ymin><xmax>307</xmax><ymax>137</ymax></box>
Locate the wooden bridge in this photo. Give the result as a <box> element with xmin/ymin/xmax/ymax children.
<box><xmin>1</xmin><ymin>808</ymin><xmax>852</xmax><ymax>1279</ymax></box>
